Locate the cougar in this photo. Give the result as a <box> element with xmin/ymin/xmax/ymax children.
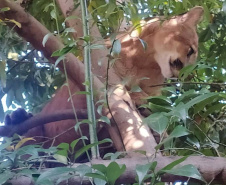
<box><xmin>114</xmin><ymin>6</ymin><xmax>204</xmax><ymax>105</ymax></box>
<box><xmin>5</xmin><ymin>6</ymin><xmax>204</xmax><ymax>156</ymax></box>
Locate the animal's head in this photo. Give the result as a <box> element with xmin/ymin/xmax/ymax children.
<box><xmin>152</xmin><ymin>6</ymin><xmax>204</xmax><ymax>78</ymax></box>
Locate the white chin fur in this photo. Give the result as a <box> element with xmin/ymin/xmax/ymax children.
<box><xmin>154</xmin><ymin>54</ymin><xmax>173</xmax><ymax>78</ymax></box>
<box><xmin>160</xmin><ymin>65</ymin><xmax>172</xmax><ymax>78</ymax></box>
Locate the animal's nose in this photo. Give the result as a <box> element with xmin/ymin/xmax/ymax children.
<box><xmin>170</xmin><ymin>58</ymin><xmax>184</xmax><ymax>70</ymax></box>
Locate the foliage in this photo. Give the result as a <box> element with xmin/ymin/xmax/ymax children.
<box><xmin>0</xmin><ymin>0</ymin><xmax>226</xmax><ymax>184</ymax></box>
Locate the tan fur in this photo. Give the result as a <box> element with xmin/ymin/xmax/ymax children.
<box><xmin>26</xmin><ymin>7</ymin><xmax>204</xmax><ymax>147</ymax></box>
<box><xmin>114</xmin><ymin>6</ymin><xmax>203</xmax><ymax>105</ymax></box>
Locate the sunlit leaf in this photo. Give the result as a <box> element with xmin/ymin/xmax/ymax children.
<box><xmin>53</xmin><ymin>154</ymin><xmax>68</xmax><ymax>164</ymax></box>
<box><xmin>15</xmin><ymin>137</ymin><xmax>36</xmax><ymax>150</ymax></box>
<box><xmin>143</xmin><ymin>113</ymin><xmax>168</xmax><ymax>135</ymax></box>
<box><xmin>7</xmin><ymin>19</ymin><xmax>21</xmax><ymax>28</ymax></box>
<box><xmin>112</xmin><ymin>39</ymin><xmax>121</xmax><ymax>55</ymax></box>
<box><xmin>106</xmin><ymin>162</ymin><xmax>126</xmax><ymax>185</ymax></box>
<box><xmin>74</xmin><ymin>139</ymin><xmax>112</xmax><ymax>160</ymax></box>
<box><xmin>0</xmin><ymin>60</ymin><xmax>6</xmax><ymax>88</ymax></box>
<box><xmin>162</xmin><ymin>164</ymin><xmax>205</xmax><ymax>182</ymax></box>
<box><xmin>42</xmin><ymin>33</ymin><xmax>53</xmax><ymax>47</ymax></box>
<box><xmin>0</xmin><ymin>7</ymin><xmax>10</xmax><ymax>12</ymax></box>
<box><xmin>36</xmin><ymin>167</ymin><xmax>77</xmax><ymax>184</ymax></box>
<box><xmin>136</xmin><ymin>163</ymin><xmax>152</xmax><ymax>185</ymax></box>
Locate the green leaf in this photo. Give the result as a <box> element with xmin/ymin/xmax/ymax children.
<box><xmin>51</xmin><ymin>47</ymin><xmax>74</xmax><ymax>57</ymax></box>
<box><xmin>112</xmin><ymin>39</ymin><xmax>121</xmax><ymax>55</ymax></box>
<box><xmin>162</xmin><ymin>164</ymin><xmax>205</xmax><ymax>182</ymax></box>
<box><xmin>94</xmin><ymin>178</ymin><xmax>107</xmax><ymax>185</ymax></box>
<box><xmin>0</xmin><ymin>101</ymin><xmax>4</xmax><ymax>122</ymax></box>
<box><xmin>97</xmin><ymin>104</ymin><xmax>103</xmax><ymax>116</ymax></box>
<box><xmin>199</xmin><ymin>26</ymin><xmax>212</xmax><ymax>42</ymax></box>
<box><xmin>54</xmin><ymin>55</ymin><xmax>65</xmax><ymax>68</ymax></box>
<box><xmin>174</xmin><ymin>89</ymin><xmax>197</xmax><ymax>105</ymax></box>
<box><xmin>203</xmin><ymin>103</ymin><xmax>224</xmax><ymax>117</ymax></box>
<box><xmin>8</xmin><ymin>19</ymin><xmax>21</xmax><ymax>28</ymax></box>
<box><xmin>168</xmin><ymin>102</ymin><xmax>188</xmax><ymax>122</ymax></box>
<box><xmin>103</xmin><ymin>152</ymin><xmax>125</xmax><ymax>160</ymax></box>
<box><xmin>98</xmin><ymin>116</ymin><xmax>110</xmax><ymax>125</ymax></box>
<box><xmin>106</xmin><ymin>162</ymin><xmax>126</xmax><ymax>185</ymax></box>
<box><xmin>6</xmin><ymin>89</ymin><xmax>14</xmax><ymax>108</ymax></box>
<box><xmin>156</xmin><ymin>126</ymin><xmax>190</xmax><ymax>150</ymax></box>
<box><xmin>106</xmin><ymin>2</ymin><xmax>116</xmax><ymax>18</ymax></box>
<box><xmin>36</xmin><ymin>167</ymin><xmax>77</xmax><ymax>184</ymax></box>
<box><xmin>75</xmin><ymin>91</ymin><xmax>90</xmax><ymax>95</ymax></box>
<box><xmin>193</xmin><ymin>95</ymin><xmax>218</xmax><ymax>114</ymax></box>
<box><xmin>147</xmin><ymin>102</ymin><xmax>172</xmax><ymax>113</ymax></box>
<box><xmin>143</xmin><ymin>113</ymin><xmax>168</xmax><ymax>135</ymax></box>
<box><xmin>74</xmin><ymin>120</ymin><xmax>91</xmax><ymax>132</ymax></box>
<box><xmin>56</xmin><ymin>174</ymin><xmax>74</xmax><ymax>185</ymax></box>
<box><xmin>138</xmin><ymin>38</ymin><xmax>148</xmax><ymax>51</ymax></box>
<box><xmin>50</xmin><ymin>9</ymin><xmax>57</xmax><ymax>20</ymax></box>
<box><xmin>0</xmin><ymin>170</ymin><xmax>14</xmax><ymax>185</ymax></box>
<box><xmin>92</xmin><ymin>164</ymin><xmax>107</xmax><ymax>173</ymax></box>
<box><xmin>57</xmin><ymin>143</ymin><xmax>69</xmax><ymax>151</ymax></box>
<box><xmin>74</xmin><ymin>139</ymin><xmax>112</xmax><ymax>160</ymax></box>
<box><xmin>179</xmin><ymin>64</ymin><xmax>197</xmax><ymax>80</ymax></box>
<box><xmin>42</xmin><ymin>33</ymin><xmax>53</xmax><ymax>47</ymax></box>
<box><xmin>43</xmin><ymin>3</ymin><xmax>54</xmax><ymax>12</ymax></box>
<box><xmin>146</xmin><ymin>96</ymin><xmax>172</xmax><ymax>106</ymax></box>
<box><xmin>0</xmin><ymin>7</ymin><xmax>10</xmax><ymax>12</ymax></box>
<box><xmin>70</xmin><ymin>136</ymin><xmax>88</xmax><ymax>152</ymax></box>
<box><xmin>223</xmin><ymin>1</ymin><xmax>226</xmax><ymax>13</ymax></box>
<box><xmin>130</xmin><ymin>85</ymin><xmax>142</xmax><ymax>92</ymax></box>
<box><xmin>136</xmin><ymin>163</ymin><xmax>152</xmax><ymax>185</ymax></box>
<box><xmin>184</xmin><ymin>93</ymin><xmax>218</xmax><ymax>109</ymax></box>
<box><xmin>64</xmin><ymin>15</ymin><xmax>81</xmax><ymax>22</ymax></box>
<box><xmin>0</xmin><ymin>60</ymin><xmax>6</xmax><ymax>88</ymax></box>
<box><xmin>75</xmin><ymin>164</ymin><xmax>92</xmax><ymax>177</ymax></box>
<box><xmin>53</xmin><ymin>154</ymin><xmax>68</xmax><ymax>164</ymax></box>
<box><xmin>159</xmin><ymin>156</ymin><xmax>188</xmax><ymax>172</ymax></box>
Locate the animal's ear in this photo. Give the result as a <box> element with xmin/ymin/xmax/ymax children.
<box><xmin>181</xmin><ymin>6</ymin><xmax>204</xmax><ymax>26</ymax></box>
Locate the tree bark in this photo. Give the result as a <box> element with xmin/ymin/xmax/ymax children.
<box><xmin>8</xmin><ymin>156</ymin><xmax>226</xmax><ymax>184</ymax></box>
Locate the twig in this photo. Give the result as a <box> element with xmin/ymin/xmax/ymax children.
<box><xmin>148</xmin><ymin>81</ymin><xmax>226</xmax><ymax>88</ymax></box>
<box><xmin>7</xmin><ymin>49</ymin><xmax>35</xmax><ymax>74</ymax></box>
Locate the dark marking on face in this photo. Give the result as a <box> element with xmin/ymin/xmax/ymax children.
<box><xmin>170</xmin><ymin>58</ymin><xmax>184</xmax><ymax>70</ymax></box>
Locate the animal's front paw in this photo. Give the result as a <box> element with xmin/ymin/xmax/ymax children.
<box><xmin>4</xmin><ymin>108</ymin><xmax>33</xmax><ymax>126</ymax></box>
<box><xmin>130</xmin><ymin>92</ymin><xmax>148</xmax><ymax>107</ymax></box>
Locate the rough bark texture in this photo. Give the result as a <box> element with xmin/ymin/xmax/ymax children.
<box><xmin>8</xmin><ymin>156</ymin><xmax>226</xmax><ymax>184</ymax></box>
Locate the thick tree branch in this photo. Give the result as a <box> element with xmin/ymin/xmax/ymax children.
<box><xmin>8</xmin><ymin>156</ymin><xmax>226</xmax><ymax>184</ymax></box>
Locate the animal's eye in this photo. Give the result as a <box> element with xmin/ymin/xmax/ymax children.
<box><xmin>187</xmin><ymin>47</ymin><xmax>194</xmax><ymax>57</ymax></box>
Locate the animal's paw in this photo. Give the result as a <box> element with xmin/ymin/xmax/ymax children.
<box><xmin>4</xmin><ymin>108</ymin><xmax>33</xmax><ymax>126</ymax></box>
<box><xmin>130</xmin><ymin>91</ymin><xmax>148</xmax><ymax>107</ymax></box>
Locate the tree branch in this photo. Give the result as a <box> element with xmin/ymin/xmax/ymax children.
<box><xmin>149</xmin><ymin>81</ymin><xmax>226</xmax><ymax>88</ymax></box>
<box><xmin>7</xmin><ymin>156</ymin><xmax>226</xmax><ymax>184</ymax></box>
